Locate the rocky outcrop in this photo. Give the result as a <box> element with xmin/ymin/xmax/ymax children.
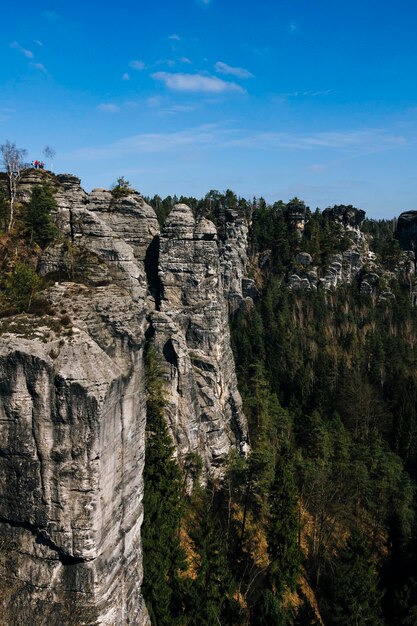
<box><xmin>397</xmin><ymin>211</ymin><xmax>417</xmax><ymax>254</ymax></box>
<box><xmin>151</xmin><ymin>205</ymin><xmax>248</xmax><ymax>471</ymax></box>
<box><xmin>0</xmin><ymin>173</ymin><xmax>247</xmax><ymax>624</ymax></box>
<box><xmin>0</xmin><ymin>285</ymin><xmax>149</xmax><ymax>626</ymax></box>
<box><xmin>288</xmin><ymin>206</ymin><xmax>374</xmax><ymax>292</ymax></box>
<box><xmin>216</xmin><ymin>206</ymin><xmax>252</xmax><ymax>311</ymax></box>
<box><xmin>322</xmin><ymin>205</ymin><xmax>366</xmax><ymax>229</ymax></box>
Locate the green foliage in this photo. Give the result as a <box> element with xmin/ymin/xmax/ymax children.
<box><xmin>141</xmin><ymin>346</ymin><xmax>185</xmax><ymax>625</ymax></box>
<box><xmin>22</xmin><ymin>184</ymin><xmax>58</xmax><ymax>247</ymax></box>
<box><xmin>4</xmin><ymin>262</ymin><xmax>41</xmax><ymax>312</ymax></box>
<box><xmin>251</xmin><ymin>590</ymin><xmax>287</xmax><ymax>625</ymax></box>
<box><xmin>231</xmin><ymin>207</ymin><xmax>417</xmax><ymax>622</ymax></box>
<box><xmin>267</xmin><ymin>449</ymin><xmax>301</xmax><ymax>597</ymax></box>
<box><xmin>111</xmin><ymin>176</ymin><xmax>132</xmax><ymax>199</ymax></box>
<box><xmin>321</xmin><ymin>529</ymin><xmax>383</xmax><ymax>626</ymax></box>
<box><xmin>184</xmin><ymin>488</ymin><xmax>239</xmax><ymax>625</ymax></box>
<box><xmin>0</xmin><ymin>184</ymin><xmax>8</xmax><ymax>232</ymax></box>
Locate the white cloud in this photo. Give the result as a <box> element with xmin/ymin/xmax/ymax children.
<box><xmin>122</xmin><ymin>72</ymin><xmax>130</xmax><ymax>81</ymax></box>
<box><xmin>280</xmin><ymin>89</ymin><xmax>332</xmax><ymax>98</ymax></box>
<box><xmin>35</xmin><ymin>40</ymin><xmax>43</xmax><ymax>47</ymax></box>
<box><xmin>31</xmin><ymin>62</ymin><xmax>48</xmax><ymax>74</ymax></box>
<box><xmin>97</xmin><ymin>103</ymin><xmax>120</xmax><ymax>113</ymax></box>
<box><xmin>10</xmin><ymin>41</ymin><xmax>34</xmax><ymax>59</ymax></box>
<box><xmin>168</xmin><ymin>33</ymin><xmax>181</xmax><ymax>41</ymax></box>
<box><xmin>71</xmin><ymin>125</ymin><xmax>408</xmax><ymax>162</ymax></box>
<box><xmin>180</xmin><ymin>57</ymin><xmax>192</xmax><ymax>64</ymax></box>
<box><xmin>226</xmin><ymin>129</ymin><xmax>407</xmax><ymax>151</ymax></box>
<box><xmin>129</xmin><ymin>60</ymin><xmax>145</xmax><ymax>70</ymax></box>
<box><xmin>72</xmin><ymin>125</ymin><xmax>223</xmax><ymax>160</ymax></box>
<box><xmin>152</xmin><ymin>72</ymin><xmax>244</xmax><ymax>93</ymax></box>
<box><xmin>215</xmin><ymin>61</ymin><xmax>253</xmax><ymax>79</ymax></box>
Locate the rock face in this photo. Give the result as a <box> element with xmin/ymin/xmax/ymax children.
<box><xmin>0</xmin><ymin>288</ymin><xmax>149</xmax><ymax>626</ymax></box>
<box><xmin>151</xmin><ymin>205</ymin><xmax>248</xmax><ymax>471</ymax></box>
<box><xmin>397</xmin><ymin>211</ymin><xmax>417</xmax><ymax>253</ymax></box>
<box><xmin>0</xmin><ymin>172</ymin><xmax>247</xmax><ymax>624</ymax></box>
<box><xmin>216</xmin><ymin>205</ymin><xmax>251</xmax><ymax>311</ymax></box>
<box><xmin>322</xmin><ymin>204</ymin><xmax>366</xmax><ymax>229</ymax></box>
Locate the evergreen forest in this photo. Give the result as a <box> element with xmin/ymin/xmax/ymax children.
<box><xmin>141</xmin><ymin>191</ymin><xmax>417</xmax><ymax>625</ymax></box>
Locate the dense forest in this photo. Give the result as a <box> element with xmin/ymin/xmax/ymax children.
<box><xmin>141</xmin><ymin>190</ymin><xmax>417</xmax><ymax>625</ymax></box>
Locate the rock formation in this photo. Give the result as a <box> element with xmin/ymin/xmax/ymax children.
<box><xmin>288</xmin><ymin>205</ymin><xmax>377</xmax><ymax>292</ymax></box>
<box><xmin>0</xmin><ymin>170</ymin><xmax>247</xmax><ymax>624</ymax></box>
<box><xmin>397</xmin><ymin>210</ymin><xmax>417</xmax><ymax>255</ymax></box>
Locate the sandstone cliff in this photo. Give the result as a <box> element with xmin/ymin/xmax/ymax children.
<box><xmin>0</xmin><ymin>170</ymin><xmax>248</xmax><ymax>625</ymax></box>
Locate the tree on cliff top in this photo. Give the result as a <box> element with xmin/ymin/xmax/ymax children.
<box><xmin>0</xmin><ymin>141</ymin><xmax>27</xmax><ymax>232</ymax></box>
<box><xmin>22</xmin><ymin>184</ymin><xmax>58</xmax><ymax>247</ymax></box>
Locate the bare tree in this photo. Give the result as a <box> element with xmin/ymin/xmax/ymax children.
<box><xmin>0</xmin><ymin>141</ymin><xmax>27</xmax><ymax>232</ymax></box>
<box><xmin>43</xmin><ymin>145</ymin><xmax>56</xmax><ymax>170</ymax></box>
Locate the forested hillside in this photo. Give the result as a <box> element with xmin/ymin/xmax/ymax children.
<box><xmin>143</xmin><ymin>191</ymin><xmax>417</xmax><ymax>625</ymax></box>
<box><xmin>1</xmin><ymin>168</ymin><xmax>416</xmax><ymax>624</ymax></box>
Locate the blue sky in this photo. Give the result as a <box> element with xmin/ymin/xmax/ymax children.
<box><xmin>2</xmin><ymin>0</ymin><xmax>417</xmax><ymax>217</ymax></box>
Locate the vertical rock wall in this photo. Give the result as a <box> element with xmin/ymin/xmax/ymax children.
<box><xmin>0</xmin><ymin>172</ymin><xmax>247</xmax><ymax>623</ymax></box>
<box><xmin>150</xmin><ymin>205</ymin><xmax>248</xmax><ymax>472</ymax></box>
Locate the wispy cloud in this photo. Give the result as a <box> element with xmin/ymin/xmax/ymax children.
<box><xmin>31</xmin><ymin>62</ymin><xmax>48</xmax><ymax>74</ymax></box>
<box><xmin>168</xmin><ymin>33</ymin><xmax>181</xmax><ymax>41</ymax></box>
<box><xmin>11</xmin><ymin>41</ymin><xmax>48</xmax><ymax>74</ymax></box>
<box><xmin>152</xmin><ymin>72</ymin><xmax>244</xmax><ymax>93</ymax></box>
<box><xmin>72</xmin><ymin>125</ymin><xmax>409</xmax><ymax>161</ymax></box>
<box><xmin>196</xmin><ymin>0</ymin><xmax>211</xmax><ymax>4</ymax></box>
<box><xmin>180</xmin><ymin>57</ymin><xmax>192</xmax><ymax>64</ymax></box>
<box><xmin>10</xmin><ymin>41</ymin><xmax>34</xmax><ymax>59</ymax></box>
<box><xmin>35</xmin><ymin>40</ymin><xmax>43</xmax><ymax>47</ymax></box>
<box><xmin>280</xmin><ymin>89</ymin><xmax>333</xmax><ymax>98</ymax></box>
<box><xmin>73</xmin><ymin>124</ymin><xmax>223</xmax><ymax>159</ymax></box>
<box><xmin>97</xmin><ymin>103</ymin><xmax>120</xmax><ymax>113</ymax></box>
<box><xmin>122</xmin><ymin>72</ymin><xmax>130</xmax><ymax>81</ymax></box>
<box><xmin>215</xmin><ymin>61</ymin><xmax>253</xmax><ymax>79</ymax></box>
<box><xmin>129</xmin><ymin>60</ymin><xmax>145</xmax><ymax>70</ymax></box>
<box><xmin>226</xmin><ymin>129</ymin><xmax>407</xmax><ymax>152</ymax></box>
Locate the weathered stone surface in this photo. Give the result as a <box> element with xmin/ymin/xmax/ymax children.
<box><xmin>0</xmin><ymin>284</ymin><xmax>150</xmax><ymax>625</ymax></box>
<box><xmin>155</xmin><ymin>204</ymin><xmax>248</xmax><ymax>473</ymax></box>
<box><xmin>397</xmin><ymin>211</ymin><xmax>417</xmax><ymax>252</ymax></box>
<box><xmin>296</xmin><ymin>252</ymin><xmax>313</xmax><ymax>267</ymax></box>
<box><xmin>88</xmin><ymin>190</ymin><xmax>159</xmax><ymax>263</ymax></box>
<box><xmin>1</xmin><ymin>174</ymin><xmax>247</xmax><ymax>623</ymax></box>
<box><xmin>242</xmin><ymin>278</ymin><xmax>258</xmax><ymax>299</ymax></box>
<box><xmin>216</xmin><ymin>207</ymin><xmax>250</xmax><ymax>311</ymax></box>
<box><xmin>322</xmin><ymin>204</ymin><xmax>366</xmax><ymax>229</ymax></box>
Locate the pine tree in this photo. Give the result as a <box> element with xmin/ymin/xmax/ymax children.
<box><xmin>251</xmin><ymin>589</ymin><xmax>287</xmax><ymax>625</ymax></box>
<box><xmin>267</xmin><ymin>449</ymin><xmax>301</xmax><ymax>597</ymax></box>
<box><xmin>186</xmin><ymin>488</ymin><xmax>237</xmax><ymax>625</ymax></box>
<box><xmin>22</xmin><ymin>184</ymin><xmax>57</xmax><ymax>247</ymax></box>
<box><xmin>141</xmin><ymin>346</ymin><xmax>185</xmax><ymax>625</ymax></box>
<box><xmin>321</xmin><ymin>529</ymin><xmax>383</xmax><ymax>626</ymax></box>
